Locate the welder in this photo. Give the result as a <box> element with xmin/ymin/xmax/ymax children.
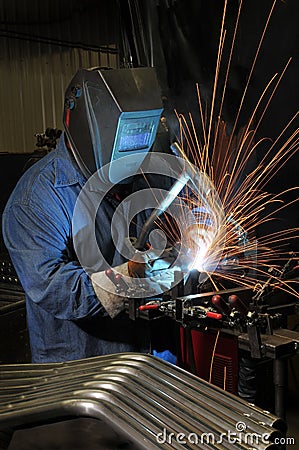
<box><xmin>2</xmin><ymin>67</ymin><xmax>181</xmax><ymax>363</ymax></box>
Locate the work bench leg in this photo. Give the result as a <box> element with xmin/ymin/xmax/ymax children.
<box><xmin>273</xmin><ymin>358</ymin><xmax>288</xmax><ymax>420</ymax></box>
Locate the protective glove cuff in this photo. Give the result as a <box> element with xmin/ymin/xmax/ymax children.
<box><xmin>128</xmin><ymin>260</ymin><xmax>146</xmax><ymax>278</ymax></box>
<box><xmin>91</xmin><ymin>262</ymin><xmax>129</xmax><ymax>318</ymax></box>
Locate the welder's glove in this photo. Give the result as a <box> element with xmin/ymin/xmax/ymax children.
<box><xmin>128</xmin><ymin>247</ymin><xmax>178</xmax><ymax>278</ymax></box>
<box><xmin>128</xmin><ymin>246</ymin><xmax>191</xmax><ymax>293</ymax></box>
<box><xmin>91</xmin><ymin>248</ymin><xmax>188</xmax><ymax>319</ymax></box>
<box><xmin>91</xmin><ymin>253</ymin><xmax>174</xmax><ymax>319</ymax></box>
<box><xmin>91</xmin><ymin>262</ymin><xmax>130</xmax><ymax>319</ymax></box>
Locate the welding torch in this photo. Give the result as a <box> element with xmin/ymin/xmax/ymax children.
<box><xmin>135</xmin><ymin>141</ymin><xmax>224</xmax><ymax>252</ymax></box>
<box><xmin>135</xmin><ymin>169</ymin><xmax>190</xmax><ymax>250</ymax></box>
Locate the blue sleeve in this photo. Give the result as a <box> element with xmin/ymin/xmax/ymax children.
<box><xmin>2</xmin><ymin>202</ymin><xmax>106</xmax><ymax>320</ymax></box>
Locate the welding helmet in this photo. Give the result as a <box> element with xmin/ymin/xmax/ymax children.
<box><xmin>63</xmin><ymin>67</ymin><xmax>163</xmax><ymax>182</ymax></box>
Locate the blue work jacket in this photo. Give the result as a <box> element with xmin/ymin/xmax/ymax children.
<box><xmin>2</xmin><ymin>134</ymin><xmax>148</xmax><ymax>362</ymax></box>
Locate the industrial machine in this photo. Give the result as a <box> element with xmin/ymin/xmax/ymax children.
<box><xmin>104</xmin><ymin>151</ymin><xmax>299</xmax><ymax>420</ymax></box>
<box><xmin>109</xmin><ymin>255</ymin><xmax>298</xmax><ymax>420</ymax></box>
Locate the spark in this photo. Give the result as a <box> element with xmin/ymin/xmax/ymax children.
<box><xmin>161</xmin><ymin>0</ymin><xmax>299</xmax><ymax>300</ymax></box>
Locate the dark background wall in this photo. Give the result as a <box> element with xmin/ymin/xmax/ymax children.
<box><xmin>120</xmin><ymin>0</ymin><xmax>298</xmax><ymax>248</ymax></box>
<box><xmin>0</xmin><ymin>0</ymin><xmax>298</xmax><ymax>247</ymax></box>
<box><xmin>0</xmin><ymin>0</ymin><xmax>119</xmax><ymax>153</ymax></box>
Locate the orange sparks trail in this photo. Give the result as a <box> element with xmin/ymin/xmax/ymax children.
<box><xmin>162</xmin><ymin>0</ymin><xmax>299</xmax><ymax>299</ymax></box>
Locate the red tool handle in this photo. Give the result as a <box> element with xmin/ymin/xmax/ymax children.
<box><xmin>211</xmin><ymin>294</ymin><xmax>230</xmax><ymax>315</ymax></box>
<box><xmin>228</xmin><ymin>294</ymin><xmax>248</xmax><ymax>314</ymax></box>
<box><xmin>105</xmin><ymin>269</ymin><xmax>117</xmax><ymax>283</ymax></box>
<box><xmin>115</xmin><ymin>273</ymin><xmax>129</xmax><ymax>291</ymax></box>
<box><xmin>138</xmin><ymin>304</ymin><xmax>159</xmax><ymax>311</ymax></box>
<box><xmin>206</xmin><ymin>311</ymin><xmax>222</xmax><ymax>320</ymax></box>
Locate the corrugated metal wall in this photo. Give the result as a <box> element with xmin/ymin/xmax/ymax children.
<box><xmin>0</xmin><ymin>0</ymin><xmax>119</xmax><ymax>153</ymax></box>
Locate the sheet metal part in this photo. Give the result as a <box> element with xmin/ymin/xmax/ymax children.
<box><xmin>0</xmin><ymin>353</ymin><xmax>285</xmax><ymax>449</ymax></box>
